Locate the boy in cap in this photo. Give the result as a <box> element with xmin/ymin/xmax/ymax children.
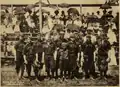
<box><xmin>43</xmin><ymin>38</ymin><xmax>56</xmax><ymax>79</ymax></box>
<box><xmin>67</xmin><ymin>35</ymin><xmax>80</xmax><ymax>79</ymax></box>
<box><xmin>59</xmin><ymin>41</ymin><xmax>69</xmax><ymax>81</ymax></box>
<box><xmin>81</xmin><ymin>35</ymin><xmax>96</xmax><ymax>79</ymax></box>
<box><xmin>96</xmin><ymin>34</ymin><xmax>111</xmax><ymax>79</ymax></box>
<box><xmin>23</xmin><ymin>36</ymin><xmax>36</xmax><ymax>79</ymax></box>
<box><xmin>14</xmin><ymin>34</ymin><xmax>26</xmax><ymax>80</ymax></box>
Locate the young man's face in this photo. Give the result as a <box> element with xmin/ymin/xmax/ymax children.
<box><xmin>62</xmin><ymin>45</ymin><xmax>66</xmax><ymax>50</ymax></box>
<box><xmin>26</xmin><ymin>38</ymin><xmax>31</xmax><ymax>43</ymax></box>
<box><xmin>87</xmin><ymin>30</ymin><xmax>92</xmax><ymax>34</ymax></box>
<box><xmin>86</xmin><ymin>37</ymin><xmax>91</xmax><ymax>41</ymax></box>
<box><xmin>104</xmin><ymin>37</ymin><xmax>108</xmax><ymax>41</ymax></box>
<box><xmin>19</xmin><ymin>36</ymin><xmax>22</xmax><ymax>40</ymax></box>
<box><xmin>70</xmin><ymin>38</ymin><xmax>74</xmax><ymax>41</ymax></box>
<box><xmin>97</xmin><ymin>12</ymin><xmax>100</xmax><ymax>15</ymax></box>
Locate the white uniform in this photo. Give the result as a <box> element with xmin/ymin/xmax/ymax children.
<box><xmin>66</xmin><ymin>20</ymin><xmax>72</xmax><ymax>25</ymax></box>
<box><xmin>48</xmin><ymin>16</ymin><xmax>54</xmax><ymax>30</ymax></box>
<box><xmin>74</xmin><ymin>19</ymin><xmax>82</xmax><ymax>27</ymax></box>
<box><xmin>14</xmin><ymin>24</ymin><xmax>20</xmax><ymax>33</ymax></box>
<box><xmin>64</xmin><ymin>31</ymin><xmax>72</xmax><ymax>39</ymax></box>
<box><xmin>53</xmin><ymin>15</ymin><xmax>60</xmax><ymax>25</ymax></box>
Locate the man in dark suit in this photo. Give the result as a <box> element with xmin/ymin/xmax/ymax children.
<box><xmin>81</xmin><ymin>35</ymin><xmax>96</xmax><ymax>79</ymax></box>
<box><xmin>14</xmin><ymin>34</ymin><xmax>26</xmax><ymax>80</ymax></box>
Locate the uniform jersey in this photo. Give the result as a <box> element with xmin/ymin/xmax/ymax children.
<box><xmin>59</xmin><ymin>49</ymin><xmax>68</xmax><ymax>60</ymax></box>
<box><xmin>14</xmin><ymin>40</ymin><xmax>25</xmax><ymax>53</ymax></box>
<box><xmin>43</xmin><ymin>42</ymin><xmax>56</xmax><ymax>56</ymax></box>
<box><xmin>23</xmin><ymin>42</ymin><xmax>36</xmax><ymax>58</ymax></box>
<box><xmin>98</xmin><ymin>40</ymin><xmax>111</xmax><ymax>57</ymax></box>
<box><xmin>73</xmin><ymin>33</ymin><xmax>83</xmax><ymax>45</ymax></box>
<box><xmin>14</xmin><ymin>40</ymin><xmax>26</xmax><ymax>61</ymax></box>
<box><xmin>34</xmin><ymin>40</ymin><xmax>44</xmax><ymax>54</ymax></box>
<box><xmin>68</xmin><ymin>41</ymin><xmax>79</xmax><ymax>56</ymax></box>
<box><xmin>19</xmin><ymin>21</ymin><xmax>29</xmax><ymax>32</ymax></box>
<box><xmin>82</xmin><ymin>41</ymin><xmax>95</xmax><ymax>56</ymax></box>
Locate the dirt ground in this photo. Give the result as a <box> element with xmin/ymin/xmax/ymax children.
<box><xmin>1</xmin><ymin>64</ymin><xmax>119</xmax><ymax>86</ymax></box>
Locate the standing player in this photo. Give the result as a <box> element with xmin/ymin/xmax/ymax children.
<box><xmin>43</xmin><ymin>38</ymin><xmax>56</xmax><ymax>79</ymax></box>
<box><xmin>81</xmin><ymin>35</ymin><xmax>96</xmax><ymax>79</ymax></box>
<box><xmin>23</xmin><ymin>37</ymin><xmax>36</xmax><ymax>79</ymax></box>
<box><xmin>14</xmin><ymin>34</ymin><xmax>26</xmax><ymax>80</ymax></box>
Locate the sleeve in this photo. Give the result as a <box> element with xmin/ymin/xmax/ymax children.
<box><xmin>93</xmin><ymin>44</ymin><xmax>96</xmax><ymax>52</ymax></box>
<box><xmin>25</xmin><ymin>21</ymin><xmax>29</xmax><ymax>29</ymax></box>
<box><xmin>112</xmin><ymin>23</ymin><xmax>117</xmax><ymax>30</ymax></box>
<box><xmin>33</xmin><ymin>42</ymin><xmax>37</xmax><ymax>53</ymax></box>
<box><xmin>12</xmin><ymin>46</ymin><xmax>16</xmax><ymax>56</ymax></box>
<box><xmin>53</xmin><ymin>43</ymin><xmax>56</xmax><ymax>51</ymax></box>
<box><xmin>78</xmin><ymin>44</ymin><xmax>82</xmax><ymax>52</ymax></box>
<box><xmin>32</xmin><ymin>43</ymin><xmax>36</xmax><ymax>54</ymax></box>
<box><xmin>23</xmin><ymin>44</ymin><xmax>27</xmax><ymax>55</ymax></box>
<box><xmin>43</xmin><ymin>43</ymin><xmax>46</xmax><ymax>52</ymax></box>
<box><xmin>107</xmin><ymin>41</ymin><xmax>111</xmax><ymax>51</ymax></box>
<box><xmin>19</xmin><ymin>22</ymin><xmax>22</xmax><ymax>30</ymax></box>
<box><xmin>76</xmin><ymin>44</ymin><xmax>80</xmax><ymax>53</ymax></box>
<box><xmin>81</xmin><ymin>43</ymin><xmax>85</xmax><ymax>52</ymax></box>
<box><xmin>66</xmin><ymin>42</ymin><xmax>69</xmax><ymax>50</ymax></box>
<box><xmin>14</xmin><ymin>42</ymin><xmax>18</xmax><ymax>50</ymax></box>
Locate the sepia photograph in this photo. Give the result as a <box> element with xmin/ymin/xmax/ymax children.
<box><xmin>0</xmin><ymin>0</ymin><xmax>119</xmax><ymax>86</ymax></box>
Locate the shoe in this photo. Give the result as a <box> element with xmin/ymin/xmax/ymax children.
<box><xmin>90</xmin><ymin>76</ymin><xmax>95</xmax><ymax>80</ymax></box>
<box><xmin>97</xmin><ymin>77</ymin><xmax>102</xmax><ymax>80</ymax></box>
<box><xmin>103</xmin><ymin>77</ymin><xmax>107</xmax><ymax>81</ymax></box>
<box><xmin>64</xmin><ymin>78</ymin><xmax>68</xmax><ymax>83</ymax></box>
<box><xmin>58</xmin><ymin>78</ymin><xmax>63</xmax><ymax>83</ymax></box>
<box><xmin>82</xmin><ymin>77</ymin><xmax>85</xmax><ymax>80</ymax></box>
<box><xmin>46</xmin><ymin>77</ymin><xmax>50</xmax><ymax>81</ymax></box>
<box><xmin>73</xmin><ymin>77</ymin><xmax>78</xmax><ymax>81</ymax></box>
<box><xmin>35</xmin><ymin>78</ymin><xmax>40</xmax><ymax>83</ymax></box>
<box><xmin>51</xmin><ymin>78</ymin><xmax>55</xmax><ymax>81</ymax></box>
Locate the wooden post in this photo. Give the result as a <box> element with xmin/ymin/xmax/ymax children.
<box><xmin>39</xmin><ymin>0</ymin><xmax>42</xmax><ymax>33</ymax></box>
<box><xmin>11</xmin><ymin>4</ymin><xmax>13</xmax><ymax>15</ymax></box>
<box><xmin>0</xmin><ymin>4</ymin><xmax>1</xmax><ymax>27</ymax></box>
<box><xmin>80</xmin><ymin>4</ymin><xmax>82</xmax><ymax>15</ymax></box>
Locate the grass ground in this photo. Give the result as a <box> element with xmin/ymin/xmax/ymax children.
<box><xmin>1</xmin><ymin>64</ymin><xmax>119</xmax><ymax>86</ymax></box>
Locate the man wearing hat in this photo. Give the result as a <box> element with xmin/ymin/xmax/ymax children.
<box><xmin>107</xmin><ymin>10</ymin><xmax>114</xmax><ymax>20</ymax></box>
<box><xmin>100</xmin><ymin>10</ymin><xmax>109</xmax><ymax>33</ymax></box>
<box><xmin>96</xmin><ymin>34</ymin><xmax>111</xmax><ymax>79</ymax></box>
<box><xmin>73</xmin><ymin>29</ymin><xmax>83</xmax><ymax>45</ymax></box>
<box><xmin>53</xmin><ymin>10</ymin><xmax>60</xmax><ymax>25</ymax></box>
<box><xmin>59</xmin><ymin>41</ymin><xmax>69</xmax><ymax>80</ymax></box>
<box><xmin>19</xmin><ymin>18</ymin><xmax>29</xmax><ymax>32</ymax></box>
<box><xmin>34</xmin><ymin>34</ymin><xmax>44</xmax><ymax>64</ymax></box>
<box><xmin>84</xmin><ymin>27</ymin><xmax>96</xmax><ymax>44</ymax></box>
<box><xmin>81</xmin><ymin>35</ymin><xmax>96</xmax><ymax>79</ymax></box>
<box><xmin>14</xmin><ymin>34</ymin><xmax>26</xmax><ymax>80</ymax></box>
<box><xmin>33</xmin><ymin>34</ymin><xmax>44</xmax><ymax>79</ymax></box>
<box><xmin>54</xmin><ymin>32</ymin><xmax>64</xmax><ymax>78</ymax></box>
<box><xmin>43</xmin><ymin>38</ymin><xmax>56</xmax><ymax>79</ymax></box>
<box><xmin>23</xmin><ymin>36</ymin><xmax>36</xmax><ymax>79</ymax></box>
<box><xmin>96</xmin><ymin>11</ymin><xmax>101</xmax><ymax>19</ymax></box>
<box><xmin>114</xmin><ymin>12</ymin><xmax>119</xmax><ymax>32</ymax></box>
<box><xmin>54</xmin><ymin>31</ymin><xmax>67</xmax><ymax>78</ymax></box>
<box><xmin>67</xmin><ymin>35</ymin><xmax>80</xmax><ymax>79</ymax></box>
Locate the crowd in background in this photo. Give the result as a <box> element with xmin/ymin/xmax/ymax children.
<box><xmin>1</xmin><ymin>7</ymin><xmax>119</xmax><ymax>33</ymax></box>
<box><xmin>1</xmin><ymin>7</ymin><xmax>119</xmax><ymax>59</ymax></box>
